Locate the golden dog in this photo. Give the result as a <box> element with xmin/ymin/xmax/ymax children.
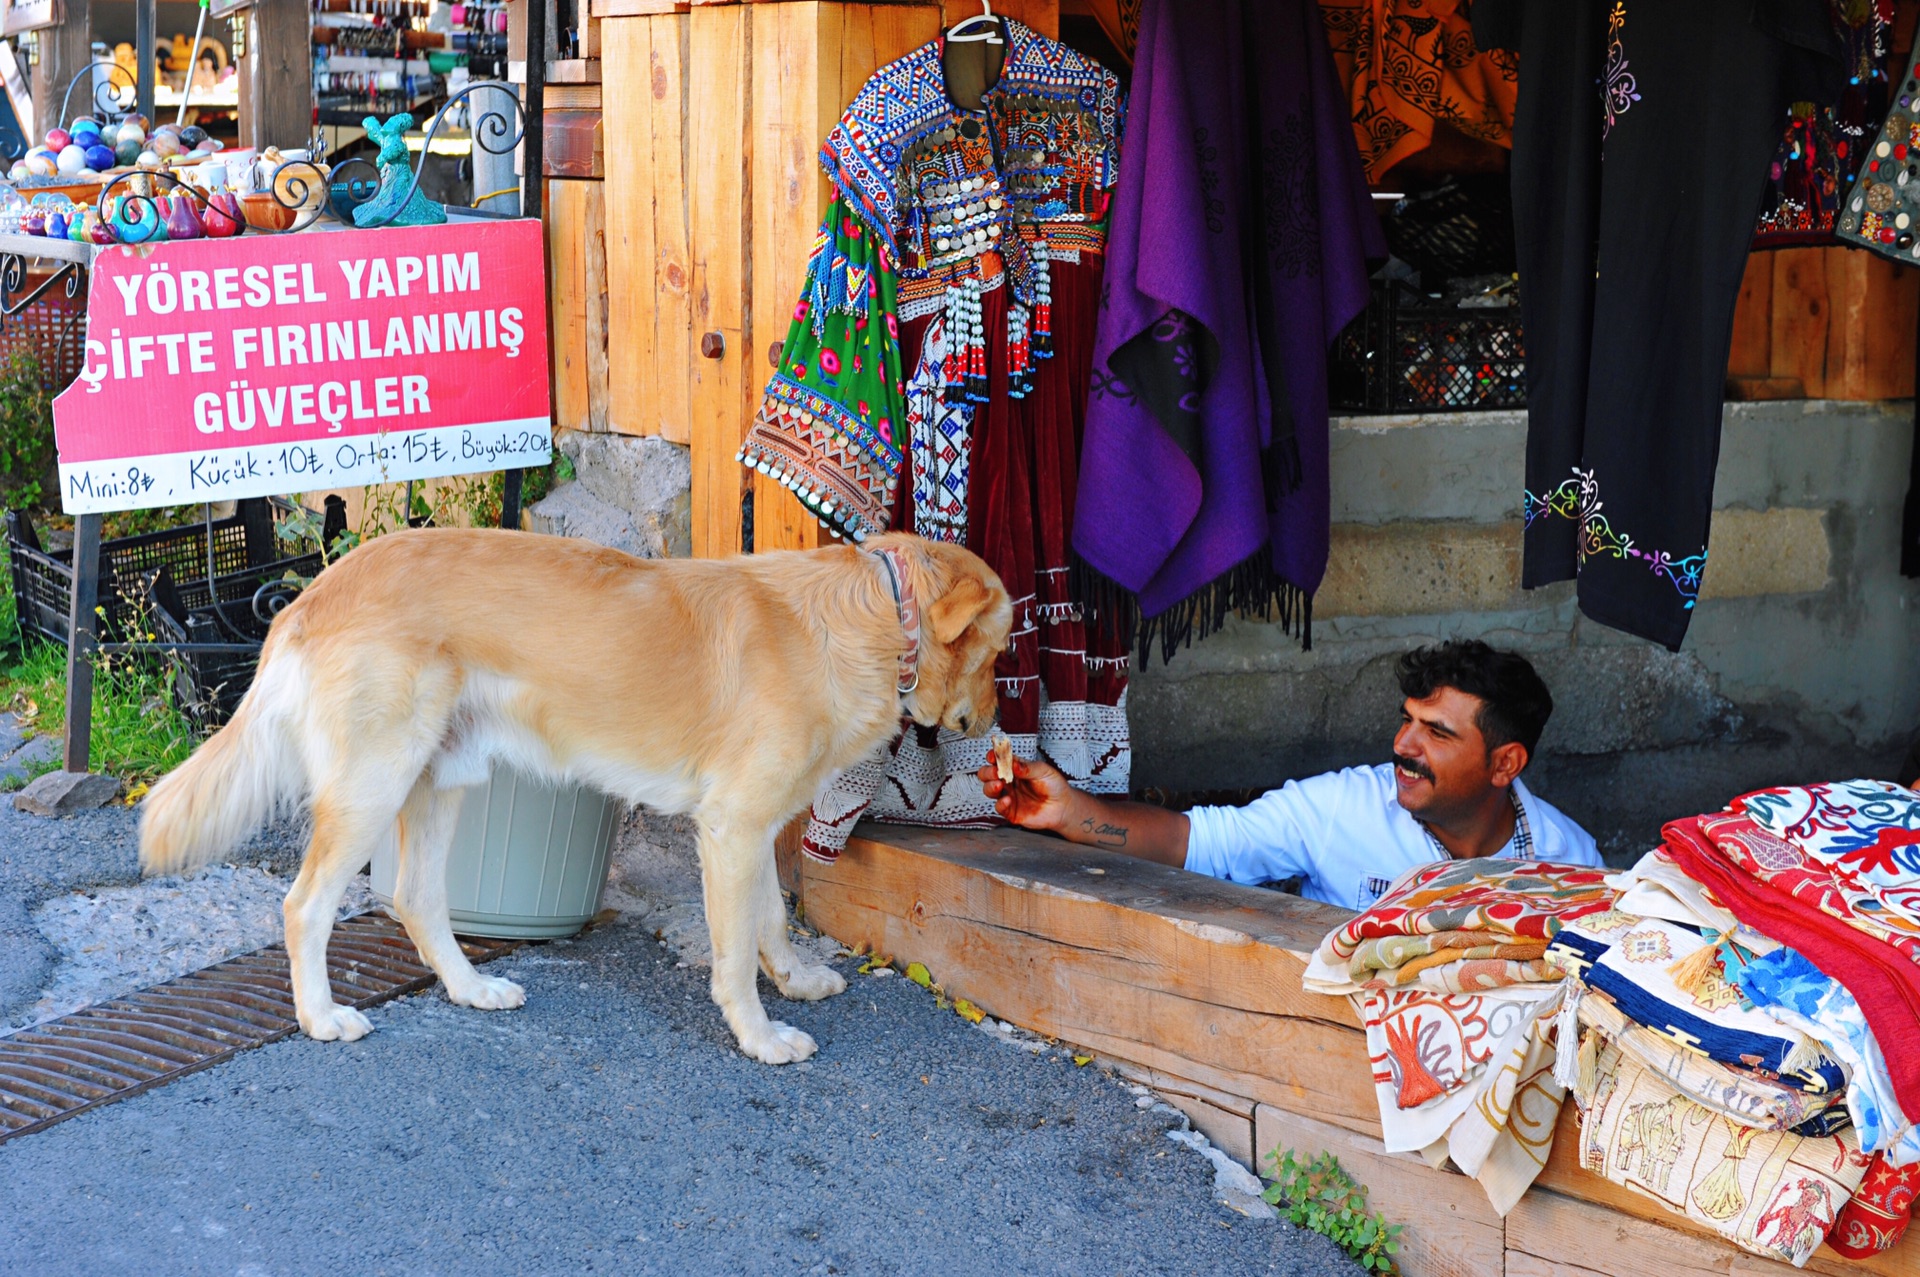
<box><xmin>138</xmin><ymin>529</ymin><xmax>1010</xmax><ymax>1064</ymax></box>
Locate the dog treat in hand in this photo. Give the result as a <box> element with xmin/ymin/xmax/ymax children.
<box><xmin>991</xmin><ymin>734</ymin><xmax>1016</xmax><ymax>784</ymax></box>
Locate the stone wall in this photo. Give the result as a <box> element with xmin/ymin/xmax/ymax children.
<box><xmin>1131</xmin><ymin>400</ymin><xmax>1920</xmax><ymax>862</ymax></box>
<box><xmin>526</xmin><ymin>430</ymin><xmax>693</xmax><ymax>560</ymax></box>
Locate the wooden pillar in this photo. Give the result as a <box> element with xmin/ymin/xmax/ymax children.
<box><xmin>28</xmin><ymin>0</ymin><xmax>93</xmax><ymax>135</ymax></box>
<box><xmin>239</xmin><ymin>0</ymin><xmax>312</xmax><ymax>150</ymax></box>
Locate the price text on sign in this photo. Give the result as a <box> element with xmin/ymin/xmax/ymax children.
<box><xmin>52</xmin><ymin>218</ymin><xmax>552</xmax><ymax>514</ymax></box>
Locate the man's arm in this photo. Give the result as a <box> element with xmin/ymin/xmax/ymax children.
<box><xmin>977</xmin><ymin>757</ymin><xmax>1190</xmax><ymax>867</ymax></box>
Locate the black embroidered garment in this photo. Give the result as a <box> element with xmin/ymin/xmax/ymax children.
<box><xmin>1475</xmin><ymin>0</ymin><xmax>1842</xmax><ymax>650</ymax></box>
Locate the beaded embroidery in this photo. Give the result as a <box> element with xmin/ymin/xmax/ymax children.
<box><xmin>743</xmin><ymin>18</ymin><xmax>1125</xmax><ymax>542</ymax></box>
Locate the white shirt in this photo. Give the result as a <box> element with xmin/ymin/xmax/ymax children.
<box><xmin>1184</xmin><ymin>762</ymin><xmax>1603</xmax><ymax>912</ymax></box>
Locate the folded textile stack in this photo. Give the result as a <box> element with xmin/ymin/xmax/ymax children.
<box><xmin>1550</xmin><ymin>780</ymin><xmax>1920</xmax><ymax>1267</ymax></box>
<box><xmin>1303</xmin><ymin>858</ymin><xmax>1615</xmax><ymax>1214</ymax></box>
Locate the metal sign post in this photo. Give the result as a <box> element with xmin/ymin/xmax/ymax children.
<box><xmin>500</xmin><ymin>0</ymin><xmax>547</xmax><ymax>531</ymax></box>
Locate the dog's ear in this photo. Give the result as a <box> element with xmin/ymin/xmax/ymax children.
<box><xmin>926</xmin><ymin>571</ymin><xmax>994</xmax><ymax>646</ymax></box>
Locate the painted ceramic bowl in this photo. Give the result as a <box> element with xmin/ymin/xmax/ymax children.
<box><xmin>239</xmin><ymin>192</ymin><xmax>296</xmax><ymax>231</ymax></box>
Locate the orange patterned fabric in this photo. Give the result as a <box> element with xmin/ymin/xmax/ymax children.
<box><xmin>1319</xmin><ymin>0</ymin><xmax>1518</xmax><ymax>183</ymax></box>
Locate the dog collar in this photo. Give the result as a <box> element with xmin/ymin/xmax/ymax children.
<box><xmin>872</xmin><ymin>546</ymin><xmax>921</xmax><ymax>696</ymax></box>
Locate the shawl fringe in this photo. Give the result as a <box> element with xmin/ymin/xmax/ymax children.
<box><xmin>1072</xmin><ymin>548</ymin><xmax>1313</xmax><ymax>667</ymax></box>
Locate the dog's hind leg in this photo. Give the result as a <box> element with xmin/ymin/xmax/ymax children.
<box><xmin>696</xmin><ymin>802</ymin><xmax>818</xmax><ymax>1064</ymax></box>
<box><xmin>285</xmin><ymin>794</ymin><xmax>398</xmax><ymax>1041</ymax></box>
<box><xmin>755</xmin><ymin>846</ymin><xmax>846</xmax><ymax>1003</ymax></box>
<box><xmin>391</xmin><ymin>777</ymin><xmax>525</xmax><ymax>1012</ymax></box>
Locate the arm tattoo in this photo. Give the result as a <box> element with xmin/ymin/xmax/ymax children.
<box><xmin>1081</xmin><ymin>818</ymin><xmax>1128</xmax><ymax>848</ymax></box>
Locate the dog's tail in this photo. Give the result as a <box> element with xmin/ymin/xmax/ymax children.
<box><xmin>139</xmin><ymin>647</ymin><xmax>307</xmax><ymax>877</ymax></box>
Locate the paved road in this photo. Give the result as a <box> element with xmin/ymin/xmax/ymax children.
<box><xmin>0</xmin><ymin>816</ymin><xmax>1362</xmax><ymax>1277</ymax></box>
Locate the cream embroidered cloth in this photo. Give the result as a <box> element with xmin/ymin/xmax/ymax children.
<box><xmin>1577</xmin><ymin>1038</ymin><xmax>1871</xmax><ymax>1266</ymax></box>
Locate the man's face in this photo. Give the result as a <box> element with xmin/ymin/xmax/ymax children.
<box><xmin>1392</xmin><ymin>687</ymin><xmax>1513</xmax><ymax>821</ymax></box>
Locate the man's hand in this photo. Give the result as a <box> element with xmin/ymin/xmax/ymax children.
<box><xmin>976</xmin><ymin>751</ymin><xmax>1192</xmax><ymax>867</ymax></box>
<box><xmin>977</xmin><ymin>754</ymin><xmax>1076</xmax><ymax>833</ymax></box>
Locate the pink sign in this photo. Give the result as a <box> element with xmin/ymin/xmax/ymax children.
<box><xmin>53</xmin><ymin>218</ymin><xmax>551</xmax><ymax>514</ymax></box>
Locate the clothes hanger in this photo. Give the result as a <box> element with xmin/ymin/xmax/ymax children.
<box><xmin>947</xmin><ymin>0</ymin><xmax>1004</xmax><ymax>45</ymax></box>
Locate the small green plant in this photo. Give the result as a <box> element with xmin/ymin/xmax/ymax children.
<box><xmin>1262</xmin><ymin>1148</ymin><xmax>1403</xmax><ymax>1274</ymax></box>
<box><xmin>0</xmin><ymin>351</ymin><xmax>55</xmax><ymax>512</ymax></box>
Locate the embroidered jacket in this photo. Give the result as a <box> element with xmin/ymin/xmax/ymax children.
<box><xmin>738</xmin><ymin>20</ymin><xmax>1125</xmax><ymax>541</ymax></box>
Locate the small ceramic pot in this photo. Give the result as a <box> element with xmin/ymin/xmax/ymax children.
<box><xmin>164</xmin><ymin>193</ymin><xmax>204</xmax><ymax>240</ymax></box>
<box><xmin>202</xmin><ymin>191</ymin><xmax>245</xmax><ymax>237</ymax></box>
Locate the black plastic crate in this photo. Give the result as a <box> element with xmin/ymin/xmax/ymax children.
<box><xmin>144</xmin><ymin>563</ymin><xmax>316</xmax><ymax>728</ymax></box>
<box><xmin>5</xmin><ymin>502</ymin><xmax>297</xmax><ymax>646</ymax></box>
<box><xmin>1329</xmin><ymin>282</ymin><xmax>1526</xmax><ymax>414</ymax></box>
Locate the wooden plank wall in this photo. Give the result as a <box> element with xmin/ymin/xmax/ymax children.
<box><xmin>795</xmin><ymin>825</ymin><xmax>1913</xmax><ymax>1277</ymax></box>
<box><xmin>1727</xmin><ymin>246</ymin><xmax>1919</xmax><ymax>401</ymax></box>
<box><xmin>744</xmin><ymin>2</ymin><xmax>946</xmax><ymax>555</ymax></box>
<box><xmin>602</xmin><ymin>12</ymin><xmax>694</xmax><ymax>443</ymax></box>
<box><xmin>591</xmin><ymin>2</ymin><xmax>952</xmax><ymax>556</ymax></box>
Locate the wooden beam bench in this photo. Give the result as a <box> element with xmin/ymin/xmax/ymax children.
<box><xmin>787</xmin><ymin>824</ymin><xmax>1912</xmax><ymax>1277</ymax></box>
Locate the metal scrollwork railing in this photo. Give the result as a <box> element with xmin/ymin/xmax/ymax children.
<box><xmin>58</xmin><ymin>60</ymin><xmax>138</xmax><ymax>129</ymax></box>
<box><xmin>0</xmin><ymin>251</ymin><xmax>84</xmax><ymax>319</ymax></box>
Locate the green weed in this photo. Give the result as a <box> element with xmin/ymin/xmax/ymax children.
<box><xmin>1262</xmin><ymin>1148</ymin><xmax>1403</xmax><ymax>1274</ymax></box>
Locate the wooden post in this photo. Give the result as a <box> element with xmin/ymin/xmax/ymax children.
<box><xmin>29</xmin><ymin>0</ymin><xmax>92</xmax><ymax>133</ymax></box>
<box><xmin>61</xmin><ymin>513</ymin><xmax>101</xmax><ymax>775</ymax></box>
<box><xmin>238</xmin><ymin>0</ymin><xmax>312</xmax><ymax>150</ymax></box>
<box><xmin>135</xmin><ymin>0</ymin><xmax>156</xmax><ymax>121</ymax></box>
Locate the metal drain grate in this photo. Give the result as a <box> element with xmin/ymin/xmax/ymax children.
<box><xmin>0</xmin><ymin>913</ymin><xmax>516</xmax><ymax>1145</ymax></box>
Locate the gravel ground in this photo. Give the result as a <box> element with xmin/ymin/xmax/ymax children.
<box><xmin>0</xmin><ymin>797</ymin><xmax>1364</xmax><ymax>1276</ymax></box>
<box><xmin>0</xmin><ymin>778</ymin><xmax>327</xmax><ymax>1031</ymax></box>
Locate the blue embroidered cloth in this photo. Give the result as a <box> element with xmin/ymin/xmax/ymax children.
<box><xmin>1737</xmin><ymin>946</ymin><xmax>1920</xmax><ymax>1166</ymax></box>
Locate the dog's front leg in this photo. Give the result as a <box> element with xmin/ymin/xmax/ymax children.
<box><xmin>696</xmin><ymin>811</ymin><xmax>818</xmax><ymax>1064</ymax></box>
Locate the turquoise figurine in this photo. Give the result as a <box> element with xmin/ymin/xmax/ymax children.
<box><xmin>351</xmin><ymin>113</ymin><xmax>446</xmax><ymax>228</ymax></box>
<box><xmin>109</xmin><ymin>195</ymin><xmax>166</xmax><ymax>245</ymax></box>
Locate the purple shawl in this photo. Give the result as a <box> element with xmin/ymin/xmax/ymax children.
<box><xmin>1074</xmin><ymin>0</ymin><xmax>1381</xmax><ymax>649</ymax></box>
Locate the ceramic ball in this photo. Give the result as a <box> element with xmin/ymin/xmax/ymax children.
<box><xmin>122</xmin><ymin>113</ymin><xmax>149</xmax><ymax>132</ymax></box>
<box><xmin>114</xmin><ymin>138</ymin><xmax>143</xmax><ymax>166</ymax></box>
<box><xmin>179</xmin><ymin>125</ymin><xmax>207</xmax><ymax>148</ymax></box>
<box><xmin>44</xmin><ymin>128</ymin><xmax>70</xmax><ymax>151</ymax></box>
<box><xmin>7</xmin><ymin>163</ymin><xmax>24</xmax><ymax>182</ymax></box>
<box><xmin>136</xmin><ymin>150</ymin><xmax>162</xmax><ymax>169</ymax></box>
<box><xmin>118</xmin><ymin>124</ymin><xmax>146</xmax><ymax>148</ymax></box>
<box><xmin>150</xmin><ymin>134</ymin><xmax>181</xmax><ymax>158</ymax></box>
<box><xmin>24</xmin><ymin>152</ymin><xmax>55</xmax><ymax>177</ymax></box>
<box><xmin>83</xmin><ymin>143</ymin><xmax>115</xmax><ymax>171</ymax></box>
<box><xmin>56</xmin><ymin>144</ymin><xmax>88</xmax><ymax>175</ymax></box>
<box><xmin>97</xmin><ymin>123</ymin><xmax>119</xmax><ymax>146</ymax></box>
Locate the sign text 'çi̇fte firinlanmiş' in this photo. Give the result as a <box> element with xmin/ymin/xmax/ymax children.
<box><xmin>52</xmin><ymin>218</ymin><xmax>552</xmax><ymax>514</ymax></box>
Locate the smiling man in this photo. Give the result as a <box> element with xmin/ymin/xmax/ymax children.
<box><xmin>978</xmin><ymin>640</ymin><xmax>1602</xmax><ymax>910</ymax></box>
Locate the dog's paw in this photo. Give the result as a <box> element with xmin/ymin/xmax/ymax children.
<box><xmin>775</xmin><ymin>962</ymin><xmax>847</xmax><ymax>1002</ymax></box>
<box><xmin>737</xmin><ymin>1020</ymin><xmax>818</xmax><ymax>1065</ymax></box>
<box><xmin>301</xmin><ymin>1004</ymin><xmax>374</xmax><ymax>1042</ymax></box>
<box><xmin>448</xmin><ymin>974</ymin><xmax>527</xmax><ymax>1011</ymax></box>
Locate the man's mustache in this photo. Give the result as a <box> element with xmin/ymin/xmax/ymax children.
<box><xmin>1393</xmin><ymin>753</ymin><xmax>1434</xmax><ymax>782</ymax></box>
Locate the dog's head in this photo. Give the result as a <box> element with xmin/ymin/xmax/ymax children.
<box><xmin>879</xmin><ymin>534</ymin><xmax>1011</xmax><ymax>737</ymax></box>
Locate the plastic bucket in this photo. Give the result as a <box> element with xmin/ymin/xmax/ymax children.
<box><xmin>371</xmin><ymin>766</ymin><xmax>620</xmax><ymax>939</ymax></box>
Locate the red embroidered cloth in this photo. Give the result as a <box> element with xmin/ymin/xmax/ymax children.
<box><xmin>1663</xmin><ymin>812</ymin><xmax>1920</xmax><ymax>1119</ymax></box>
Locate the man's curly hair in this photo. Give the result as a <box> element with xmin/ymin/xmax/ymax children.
<box><xmin>1396</xmin><ymin>640</ymin><xmax>1553</xmax><ymax>758</ymax></box>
